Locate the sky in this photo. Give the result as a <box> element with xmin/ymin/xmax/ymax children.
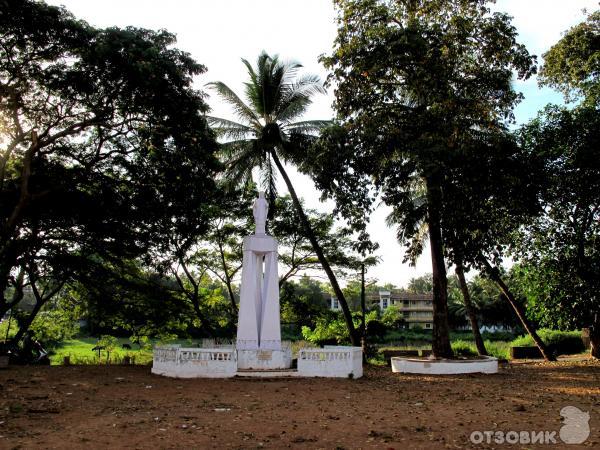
<box><xmin>47</xmin><ymin>0</ymin><xmax>598</xmax><ymax>287</ymax></box>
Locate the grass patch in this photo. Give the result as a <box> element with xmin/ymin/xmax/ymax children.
<box><xmin>49</xmin><ymin>337</ymin><xmax>201</xmax><ymax>365</ymax></box>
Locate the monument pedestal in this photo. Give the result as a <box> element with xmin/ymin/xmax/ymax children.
<box><xmin>237</xmin><ymin>348</ymin><xmax>292</xmax><ymax>370</ymax></box>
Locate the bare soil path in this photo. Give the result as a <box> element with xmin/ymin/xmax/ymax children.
<box><xmin>0</xmin><ymin>357</ymin><xmax>598</xmax><ymax>449</ymax></box>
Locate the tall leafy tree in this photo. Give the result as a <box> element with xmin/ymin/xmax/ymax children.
<box><xmin>512</xmin><ymin>11</ymin><xmax>600</xmax><ymax>358</ymax></box>
<box><xmin>515</xmin><ymin>106</ymin><xmax>600</xmax><ymax>358</ymax></box>
<box><xmin>538</xmin><ymin>10</ymin><xmax>599</xmax><ymax>106</ymax></box>
<box><xmin>207</xmin><ymin>52</ymin><xmax>362</xmax><ymax>345</ymax></box>
<box><xmin>0</xmin><ymin>1</ymin><xmax>220</xmax><ymax>330</ymax></box>
<box><xmin>319</xmin><ymin>0</ymin><xmax>535</xmax><ymax>357</ymax></box>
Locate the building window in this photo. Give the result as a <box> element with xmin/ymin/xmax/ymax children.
<box><xmin>331</xmin><ymin>298</ymin><xmax>339</xmax><ymax>310</ymax></box>
<box><xmin>382</xmin><ymin>298</ymin><xmax>388</xmax><ymax>309</ymax></box>
<box><xmin>425</xmin><ymin>323</ymin><xmax>432</xmax><ymax>329</ymax></box>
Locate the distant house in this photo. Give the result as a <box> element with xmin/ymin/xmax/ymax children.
<box><xmin>369</xmin><ymin>290</ymin><xmax>434</xmax><ymax>330</ymax></box>
<box><xmin>329</xmin><ymin>296</ymin><xmax>340</xmax><ymax>311</ymax></box>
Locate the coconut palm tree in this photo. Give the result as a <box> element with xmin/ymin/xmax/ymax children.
<box><xmin>207</xmin><ymin>51</ymin><xmax>360</xmax><ymax>345</ymax></box>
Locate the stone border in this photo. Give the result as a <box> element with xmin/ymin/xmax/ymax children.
<box><xmin>391</xmin><ymin>355</ymin><xmax>498</xmax><ymax>375</ymax></box>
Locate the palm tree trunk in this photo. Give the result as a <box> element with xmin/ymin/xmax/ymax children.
<box><xmin>425</xmin><ymin>173</ymin><xmax>453</xmax><ymax>358</ymax></box>
<box><xmin>270</xmin><ymin>150</ymin><xmax>360</xmax><ymax>346</ymax></box>
<box><xmin>455</xmin><ymin>262</ymin><xmax>487</xmax><ymax>356</ymax></box>
<box><xmin>478</xmin><ymin>256</ymin><xmax>555</xmax><ymax>361</ymax></box>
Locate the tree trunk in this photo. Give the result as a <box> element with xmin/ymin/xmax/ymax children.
<box><xmin>455</xmin><ymin>262</ymin><xmax>487</xmax><ymax>356</ymax></box>
<box><xmin>217</xmin><ymin>240</ymin><xmax>238</xmax><ymax>318</ymax></box>
<box><xmin>591</xmin><ymin>314</ymin><xmax>599</xmax><ymax>359</ymax></box>
<box><xmin>425</xmin><ymin>174</ymin><xmax>453</xmax><ymax>358</ymax></box>
<box><xmin>10</xmin><ymin>300</ymin><xmax>44</xmax><ymax>346</ymax></box>
<box><xmin>270</xmin><ymin>150</ymin><xmax>360</xmax><ymax>346</ymax></box>
<box><xmin>479</xmin><ymin>256</ymin><xmax>555</xmax><ymax>362</ymax></box>
<box><xmin>191</xmin><ymin>296</ymin><xmax>215</xmax><ymax>337</ymax></box>
<box><xmin>360</xmin><ymin>262</ymin><xmax>367</xmax><ymax>356</ymax></box>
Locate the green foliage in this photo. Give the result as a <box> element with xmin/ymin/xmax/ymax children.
<box><xmin>0</xmin><ymin>0</ymin><xmax>221</xmax><ymax>343</ymax></box>
<box><xmin>301</xmin><ymin>314</ymin><xmax>350</xmax><ymax>345</ymax></box>
<box><xmin>301</xmin><ymin>310</ymin><xmax>379</xmax><ymax>345</ymax></box>
<box><xmin>317</xmin><ymin>0</ymin><xmax>536</xmax><ymax>357</ymax></box>
<box><xmin>280</xmin><ymin>276</ymin><xmax>330</xmax><ymax>328</ymax></box>
<box><xmin>28</xmin><ymin>309</ymin><xmax>78</xmax><ymax>348</ymax></box>
<box><xmin>50</xmin><ymin>337</ymin><xmax>155</xmax><ymax>365</ymax></box>
<box><xmin>451</xmin><ymin>340</ymin><xmax>478</xmax><ymax>357</ymax></box>
<box><xmin>380</xmin><ymin>306</ymin><xmax>403</xmax><ymax>329</ymax></box>
<box><xmin>97</xmin><ymin>335</ymin><xmax>119</xmax><ymax>353</ymax></box>
<box><xmin>539</xmin><ymin>10</ymin><xmax>600</xmax><ymax>105</ymax></box>
<box><xmin>365</xmin><ymin>319</ymin><xmax>386</xmax><ymax>341</ymax></box>
<box><xmin>515</xmin><ymin>105</ymin><xmax>600</xmax><ymax>332</ymax></box>
<box><xmin>510</xmin><ymin>330</ymin><xmax>585</xmax><ymax>356</ymax></box>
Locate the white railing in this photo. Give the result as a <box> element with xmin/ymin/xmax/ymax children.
<box><xmin>298</xmin><ymin>346</ymin><xmax>363</xmax><ymax>378</ymax></box>
<box><xmin>152</xmin><ymin>346</ymin><xmax>237</xmax><ymax>378</ymax></box>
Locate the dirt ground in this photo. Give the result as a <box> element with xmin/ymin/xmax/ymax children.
<box><xmin>0</xmin><ymin>357</ymin><xmax>598</xmax><ymax>449</ymax></box>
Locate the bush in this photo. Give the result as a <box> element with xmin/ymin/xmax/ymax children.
<box><xmin>381</xmin><ymin>306</ymin><xmax>404</xmax><ymax>329</ymax></box>
<box><xmin>301</xmin><ymin>315</ymin><xmax>350</xmax><ymax>346</ymax></box>
<box><xmin>481</xmin><ymin>330</ymin><xmax>517</xmax><ymax>342</ymax></box>
<box><xmin>451</xmin><ymin>340</ymin><xmax>478</xmax><ymax>357</ymax></box>
<box><xmin>366</xmin><ymin>319</ymin><xmax>387</xmax><ymax>341</ymax></box>
<box><xmin>510</xmin><ymin>329</ymin><xmax>584</xmax><ymax>356</ymax></box>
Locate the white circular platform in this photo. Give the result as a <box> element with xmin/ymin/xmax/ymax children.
<box><xmin>391</xmin><ymin>356</ymin><xmax>498</xmax><ymax>375</ymax></box>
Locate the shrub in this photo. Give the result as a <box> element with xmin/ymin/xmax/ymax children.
<box><xmin>451</xmin><ymin>340</ymin><xmax>478</xmax><ymax>357</ymax></box>
<box><xmin>366</xmin><ymin>319</ymin><xmax>387</xmax><ymax>341</ymax></box>
<box><xmin>301</xmin><ymin>316</ymin><xmax>350</xmax><ymax>345</ymax></box>
<box><xmin>481</xmin><ymin>330</ymin><xmax>517</xmax><ymax>342</ymax></box>
<box><xmin>510</xmin><ymin>329</ymin><xmax>584</xmax><ymax>356</ymax></box>
<box><xmin>483</xmin><ymin>340</ymin><xmax>511</xmax><ymax>360</ymax></box>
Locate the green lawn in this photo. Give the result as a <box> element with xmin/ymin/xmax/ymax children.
<box><xmin>49</xmin><ymin>337</ymin><xmax>203</xmax><ymax>365</ymax></box>
<box><xmin>49</xmin><ymin>337</ymin><xmax>151</xmax><ymax>365</ymax></box>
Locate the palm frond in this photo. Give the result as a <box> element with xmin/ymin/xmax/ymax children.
<box><xmin>206</xmin><ymin>81</ymin><xmax>261</xmax><ymax>128</ymax></box>
<box><xmin>206</xmin><ymin>116</ymin><xmax>256</xmax><ymax>141</ymax></box>
<box><xmin>276</xmin><ymin>74</ymin><xmax>326</xmax><ymax>123</ymax></box>
<box><xmin>282</xmin><ymin>120</ymin><xmax>332</xmax><ymax>135</ymax></box>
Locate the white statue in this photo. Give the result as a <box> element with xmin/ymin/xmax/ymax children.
<box><xmin>236</xmin><ymin>191</ymin><xmax>282</xmax><ymax>356</ymax></box>
<box><xmin>253</xmin><ymin>191</ymin><xmax>268</xmax><ymax>235</ymax></box>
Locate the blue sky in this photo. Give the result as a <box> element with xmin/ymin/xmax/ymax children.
<box><xmin>47</xmin><ymin>0</ymin><xmax>597</xmax><ymax>287</ymax></box>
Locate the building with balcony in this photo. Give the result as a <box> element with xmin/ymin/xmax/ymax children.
<box><xmin>369</xmin><ymin>290</ymin><xmax>434</xmax><ymax>330</ymax></box>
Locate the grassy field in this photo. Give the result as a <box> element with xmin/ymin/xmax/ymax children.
<box><xmin>46</xmin><ymin>337</ymin><xmax>218</xmax><ymax>365</ymax></box>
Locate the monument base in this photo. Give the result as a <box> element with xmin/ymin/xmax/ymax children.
<box><xmin>237</xmin><ymin>348</ymin><xmax>292</xmax><ymax>370</ymax></box>
<box><xmin>152</xmin><ymin>345</ymin><xmax>363</xmax><ymax>378</ymax></box>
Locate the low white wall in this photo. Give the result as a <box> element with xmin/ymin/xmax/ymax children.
<box><xmin>152</xmin><ymin>346</ymin><xmax>237</xmax><ymax>378</ymax></box>
<box><xmin>298</xmin><ymin>346</ymin><xmax>363</xmax><ymax>378</ymax></box>
<box><xmin>391</xmin><ymin>356</ymin><xmax>498</xmax><ymax>375</ymax></box>
<box><xmin>237</xmin><ymin>348</ymin><xmax>292</xmax><ymax>370</ymax></box>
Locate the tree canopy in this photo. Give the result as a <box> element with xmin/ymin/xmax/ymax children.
<box><xmin>0</xmin><ymin>0</ymin><xmax>221</xmax><ymax>339</ymax></box>
<box><xmin>318</xmin><ymin>0</ymin><xmax>536</xmax><ymax>357</ymax></box>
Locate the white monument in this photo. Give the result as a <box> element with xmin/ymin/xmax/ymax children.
<box><xmin>151</xmin><ymin>191</ymin><xmax>363</xmax><ymax>378</ymax></box>
<box><xmin>235</xmin><ymin>192</ymin><xmax>291</xmax><ymax>369</ymax></box>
